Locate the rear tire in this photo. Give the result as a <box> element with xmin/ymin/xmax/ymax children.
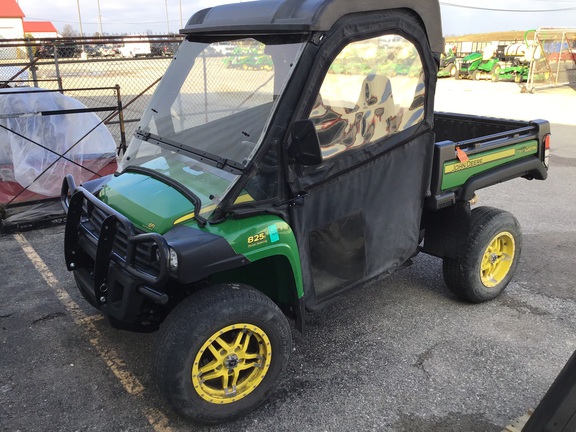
<box><xmin>153</xmin><ymin>283</ymin><xmax>292</xmax><ymax>424</ymax></box>
<box><xmin>443</xmin><ymin>207</ymin><xmax>521</xmax><ymax>303</ymax></box>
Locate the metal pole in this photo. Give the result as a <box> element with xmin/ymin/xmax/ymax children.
<box><xmin>203</xmin><ymin>52</ymin><xmax>208</xmax><ymax>123</ymax></box>
<box><xmin>76</xmin><ymin>0</ymin><xmax>84</xmax><ymax>36</ymax></box>
<box><xmin>25</xmin><ymin>42</ymin><xmax>39</xmax><ymax>87</ymax></box>
<box><xmin>96</xmin><ymin>0</ymin><xmax>103</xmax><ymax>35</ymax></box>
<box><xmin>114</xmin><ymin>84</ymin><xmax>127</xmax><ymax>155</ymax></box>
<box><xmin>179</xmin><ymin>0</ymin><xmax>183</xmax><ymax>29</ymax></box>
<box><xmin>54</xmin><ymin>52</ymin><xmax>63</xmax><ymax>93</ymax></box>
<box><xmin>165</xmin><ymin>0</ymin><xmax>170</xmax><ymax>33</ymax></box>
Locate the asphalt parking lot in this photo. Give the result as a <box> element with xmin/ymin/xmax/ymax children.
<box><xmin>1</xmin><ymin>80</ymin><xmax>575</xmax><ymax>432</ymax></box>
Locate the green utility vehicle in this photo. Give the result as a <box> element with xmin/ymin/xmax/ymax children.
<box><xmin>62</xmin><ymin>0</ymin><xmax>551</xmax><ymax>424</ymax></box>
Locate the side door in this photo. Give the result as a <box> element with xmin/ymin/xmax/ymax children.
<box><xmin>287</xmin><ymin>11</ymin><xmax>438</xmax><ymax>308</ymax></box>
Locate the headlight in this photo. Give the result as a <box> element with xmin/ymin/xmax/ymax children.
<box><xmin>154</xmin><ymin>246</ymin><xmax>178</xmax><ymax>272</ymax></box>
<box><xmin>169</xmin><ymin>248</ymin><xmax>179</xmax><ymax>271</ymax></box>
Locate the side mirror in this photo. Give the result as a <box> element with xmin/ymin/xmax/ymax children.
<box><xmin>287</xmin><ymin>119</ymin><xmax>322</xmax><ymax>166</ymax></box>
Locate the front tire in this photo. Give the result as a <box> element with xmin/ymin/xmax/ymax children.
<box><xmin>153</xmin><ymin>283</ymin><xmax>292</xmax><ymax>424</ymax></box>
<box><xmin>443</xmin><ymin>207</ymin><xmax>522</xmax><ymax>303</ymax></box>
<box><xmin>491</xmin><ymin>64</ymin><xmax>501</xmax><ymax>80</ymax></box>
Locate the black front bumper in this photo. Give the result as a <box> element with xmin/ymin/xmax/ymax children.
<box><xmin>62</xmin><ymin>175</ymin><xmax>170</xmax><ymax>328</ymax></box>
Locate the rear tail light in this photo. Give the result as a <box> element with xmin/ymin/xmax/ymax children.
<box><xmin>543</xmin><ymin>134</ymin><xmax>550</xmax><ymax>168</ymax></box>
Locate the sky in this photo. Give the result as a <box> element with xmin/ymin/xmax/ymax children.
<box><xmin>14</xmin><ymin>0</ymin><xmax>576</xmax><ymax>37</ymax></box>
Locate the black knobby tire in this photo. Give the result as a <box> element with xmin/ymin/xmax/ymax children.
<box><xmin>152</xmin><ymin>283</ymin><xmax>292</xmax><ymax>424</ymax></box>
<box><xmin>443</xmin><ymin>206</ymin><xmax>522</xmax><ymax>303</ymax></box>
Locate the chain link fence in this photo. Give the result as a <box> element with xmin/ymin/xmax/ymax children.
<box><xmin>0</xmin><ymin>35</ymin><xmax>184</xmax><ymax>152</ymax></box>
<box><xmin>0</xmin><ymin>35</ymin><xmax>184</xmax><ymax>231</ymax></box>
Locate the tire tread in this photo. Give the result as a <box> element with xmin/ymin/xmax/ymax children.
<box><xmin>443</xmin><ymin>206</ymin><xmax>521</xmax><ymax>303</ymax></box>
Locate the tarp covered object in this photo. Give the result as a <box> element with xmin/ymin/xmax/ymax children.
<box><xmin>0</xmin><ymin>88</ymin><xmax>117</xmax><ymax>228</ymax></box>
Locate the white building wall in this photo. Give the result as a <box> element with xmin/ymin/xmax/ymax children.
<box><xmin>0</xmin><ymin>17</ymin><xmax>24</xmax><ymax>39</ymax></box>
<box><xmin>26</xmin><ymin>31</ymin><xmax>58</xmax><ymax>38</ymax></box>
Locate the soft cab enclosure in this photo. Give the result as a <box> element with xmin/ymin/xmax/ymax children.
<box><xmin>188</xmin><ymin>2</ymin><xmax>444</xmax><ymax>308</ymax></box>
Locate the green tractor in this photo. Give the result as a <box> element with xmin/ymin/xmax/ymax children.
<box><xmin>456</xmin><ymin>51</ymin><xmax>482</xmax><ymax>79</ymax></box>
<box><xmin>457</xmin><ymin>45</ymin><xmax>502</xmax><ymax>80</ymax></box>
<box><xmin>437</xmin><ymin>48</ymin><xmax>457</xmax><ymax>78</ymax></box>
<box><xmin>492</xmin><ymin>61</ymin><xmax>530</xmax><ymax>83</ymax></box>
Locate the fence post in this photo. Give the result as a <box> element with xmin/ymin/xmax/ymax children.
<box><xmin>202</xmin><ymin>51</ymin><xmax>208</xmax><ymax>123</ymax></box>
<box><xmin>115</xmin><ymin>84</ymin><xmax>127</xmax><ymax>155</ymax></box>
<box><xmin>53</xmin><ymin>42</ymin><xmax>64</xmax><ymax>93</ymax></box>
<box><xmin>25</xmin><ymin>38</ymin><xmax>39</xmax><ymax>87</ymax></box>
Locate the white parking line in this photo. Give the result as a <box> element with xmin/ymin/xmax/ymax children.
<box><xmin>13</xmin><ymin>233</ymin><xmax>173</xmax><ymax>432</ymax></box>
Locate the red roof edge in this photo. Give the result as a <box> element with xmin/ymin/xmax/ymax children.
<box><xmin>23</xmin><ymin>21</ymin><xmax>58</xmax><ymax>33</ymax></box>
<box><xmin>1</xmin><ymin>0</ymin><xmax>26</xmax><ymax>18</ymax></box>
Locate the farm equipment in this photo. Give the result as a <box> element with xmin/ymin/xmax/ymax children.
<box><xmin>492</xmin><ymin>42</ymin><xmax>534</xmax><ymax>83</ymax></box>
<box><xmin>437</xmin><ymin>48</ymin><xmax>457</xmax><ymax>78</ymax></box>
<box><xmin>457</xmin><ymin>45</ymin><xmax>502</xmax><ymax>80</ymax></box>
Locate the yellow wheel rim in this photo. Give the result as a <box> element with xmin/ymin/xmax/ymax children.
<box><xmin>191</xmin><ymin>323</ymin><xmax>272</xmax><ymax>404</ymax></box>
<box><xmin>480</xmin><ymin>231</ymin><xmax>515</xmax><ymax>288</ymax></box>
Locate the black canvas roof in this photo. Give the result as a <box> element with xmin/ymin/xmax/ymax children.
<box><xmin>182</xmin><ymin>0</ymin><xmax>444</xmax><ymax>54</ymax></box>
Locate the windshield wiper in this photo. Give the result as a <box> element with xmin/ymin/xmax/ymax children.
<box><xmin>120</xmin><ymin>165</ymin><xmax>207</xmax><ymax>227</ymax></box>
<box><xmin>136</xmin><ymin>130</ymin><xmax>246</xmax><ymax>175</ymax></box>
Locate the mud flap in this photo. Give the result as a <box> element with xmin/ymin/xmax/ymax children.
<box><xmin>422</xmin><ymin>201</ymin><xmax>471</xmax><ymax>259</ymax></box>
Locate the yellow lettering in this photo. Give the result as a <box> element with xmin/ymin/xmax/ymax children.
<box><xmin>247</xmin><ymin>231</ymin><xmax>268</xmax><ymax>247</ymax></box>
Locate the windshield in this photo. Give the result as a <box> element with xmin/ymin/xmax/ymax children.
<box><xmin>119</xmin><ymin>36</ymin><xmax>306</xmax><ymax>215</ymax></box>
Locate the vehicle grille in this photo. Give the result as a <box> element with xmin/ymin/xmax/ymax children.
<box><xmin>81</xmin><ymin>200</ymin><xmax>161</xmax><ymax>274</ymax></box>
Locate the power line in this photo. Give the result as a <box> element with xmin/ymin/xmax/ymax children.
<box><xmin>440</xmin><ymin>2</ymin><xmax>576</xmax><ymax>12</ymax></box>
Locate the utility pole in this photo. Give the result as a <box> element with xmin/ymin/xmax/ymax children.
<box><xmin>165</xmin><ymin>0</ymin><xmax>170</xmax><ymax>34</ymax></box>
<box><xmin>96</xmin><ymin>0</ymin><xmax>103</xmax><ymax>35</ymax></box>
<box><xmin>76</xmin><ymin>0</ymin><xmax>84</xmax><ymax>36</ymax></box>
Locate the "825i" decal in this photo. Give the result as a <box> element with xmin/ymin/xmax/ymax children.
<box><xmin>247</xmin><ymin>225</ymin><xmax>280</xmax><ymax>247</ymax></box>
<box><xmin>247</xmin><ymin>232</ymin><xmax>267</xmax><ymax>245</ymax></box>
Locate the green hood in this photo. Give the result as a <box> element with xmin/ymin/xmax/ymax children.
<box><xmin>462</xmin><ymin>52</ymin><xmax>482</xmax><ymax>62</ymax></box>
<box><xmin>99</xmin><ymin>173</ymin><xmax>197</xmax><ymax>234</ymax></box>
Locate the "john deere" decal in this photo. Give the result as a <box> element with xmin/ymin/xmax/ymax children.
<box><xmin>442</xmin><ymin>141</ymin><xmax>538</xmax><ymax>190</ymax></box>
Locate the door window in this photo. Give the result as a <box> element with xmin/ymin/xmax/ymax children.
<box><xmin>309</xmin><ymin>34</ymin><xmax>425</xmax><ymax>160</ymax></box>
